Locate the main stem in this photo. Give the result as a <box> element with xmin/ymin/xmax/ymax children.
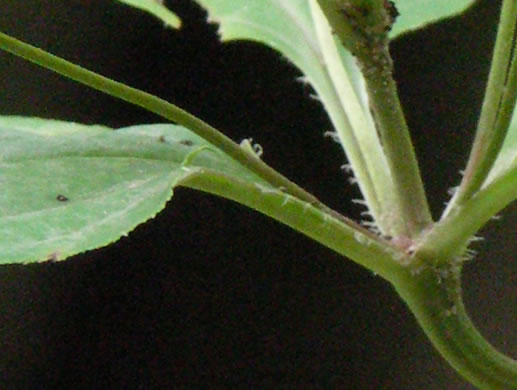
<box><xmin>393</xmin><ymin>266</ymin><xmax>517</xmax><ymax>389</ymax></box>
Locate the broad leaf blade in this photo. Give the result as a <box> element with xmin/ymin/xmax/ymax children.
<box><xmin>115</xmin><ymin>0</ymin><xmax>181</xmax><ymax>28</ymax></box>
<box><xmin>0</xmin><ymin>117</ymin><xmax>270</xmax><ymax>264</ymax></box>
<box><xmin>391</xmin><ymin>0</ymin><xmax>477</xmax><ymax>39</ymax></box>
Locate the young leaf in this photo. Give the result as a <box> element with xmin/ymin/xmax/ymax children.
<box><xmin>115</xmin><ymin>0</ymin><xmax>181</xmax><ymax>28</ymax></box>
<box><xmin>390</xmin><ymin>0</ymin><xmax>477</xmax><ymax>39</ymax></box>
<box><xmin>0</xmin><ymin>117</ymin><xmax>270</xmax><ymax>264</ymax></box>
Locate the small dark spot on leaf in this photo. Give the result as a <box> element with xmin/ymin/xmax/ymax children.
<box><xmin>180</xmin><ymin>139</ymin><xmax>194</xmax><ymax>147</ymax></box>
<box><xmin>56</xmin><ymin>194</ymin><xmax>69</xmax><ymax>202</ymax></box>
<box><xmin>158</xmin><ymin>135</ymin><xmax>166</xmax><ymax>143</ymax></box>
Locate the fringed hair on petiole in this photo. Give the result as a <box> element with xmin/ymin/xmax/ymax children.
<box><xmin>324</xmin><ymin>131</ymin><xmax>341</xmax><ymax>143</ymax></box>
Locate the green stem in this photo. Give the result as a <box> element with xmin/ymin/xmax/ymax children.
<box><xmin>393</xmin><ymin>266</ymin><xmax>517</xmax><ymax>389</ymax></box>
<box><xmin>182</xmin><ymin>170</ymin><xmax>407</xmax><ymax>282</ymax></box>
<box><xmin>360</xmin><ymin>48</ymin><xmax>433</xmax><ymax>236</ymax></box>
<box><xmin>0</xmin><ymin>31</ymin><xmax>346</xmax><ymax>225</ymax></box>
<box><xmin>190</xmin><ymin>168</ymin><xmax>517</xmax><ymax>388</ymax></box>
<box><xmin>449</xmin><ymin>0</ymin><xmax>517</xmax><ymax>209</ymax></box>
<box><xmin>314</xmin><ymin>0</ymin><xmax>433</xmax><ymax>237</ymax></box>
<box><xmin>309</xmin><ymin>0</ymin><xmax>404</xmax><ymax>236</ymax></box>
<box><xmin>415</xmin><ymin>160</ymin><xmax>517</xmax><ymax>265</ymax></box>
<box><xmin>309</xmin><ymin>0</ymin><xmax>381</xmax><ymax>225</ymax></box>
<box><xmin>494</xmin><ymin>42</ymin><xmax>517</xmax><ymax>147</ymax></box>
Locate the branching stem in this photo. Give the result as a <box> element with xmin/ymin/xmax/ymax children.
<box><xmin>3</xmin><ymin>3</ymin><xmax>517</xmax><ymax>388</ymax></box>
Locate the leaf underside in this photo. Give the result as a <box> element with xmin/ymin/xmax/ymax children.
<box><xmin>391</xmin><ymin>0</ymin><xmax>477</xmax><ymax>39</ymax></box>
<box><xmin>115</xmin><ymin>0</ymin><xmax>181</xmax><ymax>28</ymax></box>
<box><xmin>0</xmin><ymin>117</ymin><xmax>271</xmax><ymax>264</ymax></box>
<box><xmin>189</xmin><ymin>0</ymin><xmax>478</xmax><ymax>71</ymax></box>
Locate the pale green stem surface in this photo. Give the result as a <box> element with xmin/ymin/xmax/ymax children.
<box><xmin>182</xmin><ymin>170</ymin><xmax>406</xmax><ymax>281</ymax></box>
<box><xmin>0</xmin><ymin>31</ymin><xmax>407</xmax><ymax>279</ymax></box>
<box><xmin>314</xmin><ymin>0</ymin><xmax>433</xmax><ymax>237</ymax></box>
<box><xmin>309</xmin><ymin>0</ymin><xmax>402</xmax><ymax>236</ymax></box>
<box><xmin>304</xmin><ymin>70</ymin><xmax>382</xmax><ymax>222</ymax></box>
<box><xmin>449</xmin><ymin>0</ymin><xmax>517</xmax><ymax>209</ymax></box>
<box><xmin>309</xmin><ymin>0</ymin><xmax>381</xmax><ymax>223</ymax></box>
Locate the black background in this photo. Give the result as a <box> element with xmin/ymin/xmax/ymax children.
<box><xmin>1</xmin><ymin>0</ymin><xmax>516</xmax><ymax>389</ymax></box>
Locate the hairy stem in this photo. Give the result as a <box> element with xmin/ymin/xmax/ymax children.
<box><xmin>360</xmin><ymin>48</ymin><xmax>433</xmax><ymax>236</ymax></box>
<box><xmin>309</xmin><ymin>0</ymin><xmax>403</xmax><ymax>236</ymax></box>
<box><xmin>182</xmin><ymin>170</ymin><xmax>406</xmax><ymax>282</ymax></box>
<box><xmin>315</xmin><ymin>0</ymin><xmax>433</xmax><ymax>237</ymax></box>
<box><xmin>415</xmin><ymin>159</ymin><xmax>517</xmax><ymax>265</ymax></box>
<box><xmin>309</xmin><ymin>0</ymin><xmax>381</xmax><ymax>224</ymax></box>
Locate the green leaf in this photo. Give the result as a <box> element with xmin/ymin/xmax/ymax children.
<box><xmin>0</xmin><ymin>117</ymin><xmax>271</xmax><ymax>264</ymax></box>
<box><xmin>390</xmin><ymin>0</ymin><xmax>477</xmax><ymax>39</ymax></box>
<box><xmin>115</xmin><ymin>0</ymin><xmax>181</xmax><ymax>28</ymax></box>
<box><xmin>198</xmin><ymin>0</ymin><xmax>326</xmax><ymax>92</ymax></box>
<box><xmin>1</xmin><ymin>117</ymin><xmax>398</xmax><ymax>280</ymax></box>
